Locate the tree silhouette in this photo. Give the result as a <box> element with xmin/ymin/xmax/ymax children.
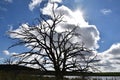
<box><xmin>3</xmin><ymin>57</ymin><xmax>14</xmax><ymax>65</ymax></box>
<box><xmin>8</xmin><ymin>4</ymin><xmax>98</xmax><ymax>79</ymax></box>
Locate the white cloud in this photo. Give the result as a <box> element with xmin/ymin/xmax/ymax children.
<box><xmin>9</xmin><ymin>23</ymin><xmax>29</xmax><ymax>38</ymax></box>
<box><xmin>28</xmin><ymin>0</ymin><xmax>62</xmax><ymax>11</ymax></box>
<box><xmin>98</xmin><ymin>43</ymin><xmax>120</xmax><ymax>72</ymax></box>
<box><xmin>41</xmin><ymin>2</ymin><xmax>58</xmax><ymax>17</ymax></box>
<box><xmin>41</xmin><ymin>2</ymin><xmax>100</xmax><ymax>49</ymax></box>
<box><xmin>102</xmin><ymin>43</ymin><xmax>120</xmax><ymax>56</ymax></box>
<box><xmin>29</xmin><ymin>0</ymin><xmax>42</xmax><ymax>11</ymax></box>
<box><xmin>3</xmin><ymin>50</ymin><xmax>10</xmax><ymax>55</ymax></box>
<box><xmin>11</xmin><ymin>1</ymin><xmax>100</xmax><ymax>51</ymax></box>
<box><xmin>29</xmin><ymin>0</ymin><xmax>62</xmax><ymax>11</ymax></box>
<box><xmin>3</xmin><ymin>50</ymin><xmax>17</xmax><ymax>56</ymax></box>
<box><xmin>100</xmin><ymin>9</ymin><xmax>112</xmax><ymax>15</ymax></box>
<box><xmin>79</xmin><ymin>26</ymin><xmax>100</xmax><ymax>49</ymax></box>
<box><xmin>49</xmin><ymin>0</ymin><xmax>62</xmax><ymax>3</ymax></box>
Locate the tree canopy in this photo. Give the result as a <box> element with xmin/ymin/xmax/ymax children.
<box><xmin>8</xmin><ymin>4</ymin><xmax>99</xmax><ymax>79</ymax></box>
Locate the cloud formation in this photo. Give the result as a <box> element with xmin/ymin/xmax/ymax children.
<box><xmin>3</xmin><ymin>50</ymin><xmax>17</xmax><ymax>56</ymax></box>
<box><xmin>29</xmin><ymin>0</ymin><xmax>42</xmax><ymax>11</ymax></box>
<box><xmin>49</xmin><ymin>0</ymin><xmax>62</xmax><ymax>3</ymax></box>
<box><xmin>41</xmin><ymin>2</ymin><xmax>100</xmax><ymax>49</ymax></box>
<box><xmin>3</xmin><ymin>50</ymin><xmax>10</xmax><ymax>55</ymax></box>
<box><xmin>9</xmin><ymin>0</ymin><xmax>100</xmax><ymax>50</ymax></box>
<box><xmin>29</xmin><ymin>0</ymin><xmax>62</xmax><ymax>11</ymax></box>
<box><xmin>98</xmin><ymin>43</ymin><xmax>120</xmax><ymax>72</ymax></box>
<box><xmin>100</xmin><ymin>9</ymin><xmax>112</xmax><ymax>15</ymax></box>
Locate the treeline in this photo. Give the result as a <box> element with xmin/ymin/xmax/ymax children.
<box><xmin>89</xmin><ymin>72</ymin><xmax>120</xmax><ymax>76</ymax></box>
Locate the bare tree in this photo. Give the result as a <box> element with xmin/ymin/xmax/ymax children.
<box><xmin>8</xmin><ymin>4</ymin><xmax>98</xmax><ymax>79</ymax></box>
<box><xmin>3</xmin><ymin>57</ymin><xmax>16</xmax><ymax>65</ymax></box>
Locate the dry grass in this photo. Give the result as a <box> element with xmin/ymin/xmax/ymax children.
<box><xmin>0</xmin><ymin>71</ymin><xmax>89</xmax><ymax>80</ymax></box>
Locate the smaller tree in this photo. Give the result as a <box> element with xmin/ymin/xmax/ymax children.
<box><xmin>3</xmin><ymin>57</ymin><xmax>16</xmax><ymax>65</ymax></box>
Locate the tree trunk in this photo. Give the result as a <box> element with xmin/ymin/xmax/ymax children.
<box><xmin>55</xmin><ymin>71</ymin><xmax>64</xmax><ymax>80</ymax></box>
<box><xmin>55</xmin><ymin>66</ymin><xmax>64</xmax><ymax>80</ymax></box>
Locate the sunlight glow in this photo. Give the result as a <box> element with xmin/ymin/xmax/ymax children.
<box><xmin>72</xmin><ymin>9</ymin><xmax>88</xmax><ymax>27</ymax></box>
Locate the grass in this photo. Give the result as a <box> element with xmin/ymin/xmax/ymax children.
<box><xmin>1</xmin><ymin>65</ymin><xmax>120</xmax><ymax>80</ymax></box>
<box><xmin>1</xmin><ymin>70</ymin><xmax>120</xmax><ymax>80</ymax></box>
<box><xmin>0</xmin><ymin>71</ymin><xmax>38</xmax><ymax>80</ymax></box>
<box><xmin>0</xmin><ymin>71</ymin><xmax>85</xmax><ymax>80</ymax></box>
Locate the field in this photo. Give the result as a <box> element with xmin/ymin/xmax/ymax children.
<box><xmin>1</xmin><ymin>71</ymin><xmax>120</xmax><ymax>80</ymax></box>
<box><xmin>0</xmin><ymin>71</ymin><xmax>85</xmax><ymax>80</ymax></box>
<box><xmin>0</xmin><ymin>65</ymin><xmax>120</xmax><ymax>80</ymax></box>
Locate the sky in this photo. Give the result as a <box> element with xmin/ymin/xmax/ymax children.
<box><xmin>0</xmin><ymin>0</ymin><xmax>120</xmax><ymax>72</ymax></box>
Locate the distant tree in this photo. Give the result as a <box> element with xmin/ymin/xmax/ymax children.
<box><xmin>3</xmin><ymin>57</ymin><xmax>15</xmax><ymax>65</ymax></box>
<box><xmin>8</xmin><ymin>4</ymin><xmax>98</xmax><ymax>79</ymax></box>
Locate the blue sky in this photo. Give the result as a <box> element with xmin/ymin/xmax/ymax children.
<box><xmin>0</xmin><ymin>0</ymin><xmax>120</xmax><ymax>71</ymax></box>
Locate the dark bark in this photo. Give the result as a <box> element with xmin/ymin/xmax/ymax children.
<box><xmin>8</xmin><ymin>3</ymin><xmax>99</xmax><ymax>79</ymax></box>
